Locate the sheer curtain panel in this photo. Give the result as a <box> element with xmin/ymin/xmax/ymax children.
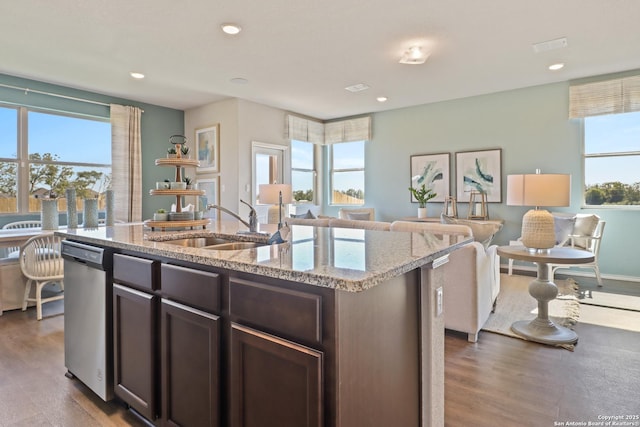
<box><xmin>110</xmin><ymin>104</ymin><xmax>142</xmax><ymax>222</ymax></box>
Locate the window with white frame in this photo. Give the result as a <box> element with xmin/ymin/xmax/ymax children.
<box><xmin>329</xmin><ymin>140</ymin><xmax>365</xmax><ymax>205</ymax></box>
<box><xmin>583</xmin><ymin>111</ymin><xmax>640</xmax><ymax>206</ymax></box>
<box><xmin>291</xmin><ymin>139</ymin><xmax>315</xmax><ymax>203</ymax></box>
<box><xmin>0</xmin><ymin>104</ymin><xmax>111</xmax><ymax>214</ymax></box>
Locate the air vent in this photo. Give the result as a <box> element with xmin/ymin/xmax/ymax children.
<box><xmin>532</xmin><ymin>37</ymin><xmax>568</xmax><ymax>53</ymax></box>
<box><xmin>345</xmin><ymin>83</ymin><xmax>370</xmax><ymax>93</ymax></box>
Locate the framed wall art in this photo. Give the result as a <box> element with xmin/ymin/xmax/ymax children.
<box><xmin>455</xmin><ymin>148</ymin><xmax>502</xmax><ymax>203</ymax></box>
<box><xmin>409</xmin><ymin>152</ymin><xmax>450</xmax><ymax>203</ymax></box>
<box><xmin>196</xmin><ymin>124</ymin><xmax>219</xmax><ymax>173</ymax></box>
<box><xmin>197</xmin><ymin>177</ymin><xmax>219</xmax><ymax>219</ymax></box>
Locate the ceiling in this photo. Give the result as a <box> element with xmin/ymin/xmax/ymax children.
<box><xmin>2</xmin><ymin>0</ymin><xmax>640</xmax><ymax>120</ymax></box>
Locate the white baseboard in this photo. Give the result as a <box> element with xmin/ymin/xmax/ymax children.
<box><xmin>499</xmin><ymin>263</ymin><xmax>640</xmax><ymax>284</ymax></box>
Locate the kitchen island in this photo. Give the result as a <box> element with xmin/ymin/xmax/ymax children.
<box><xmin>57</xmin><ymin>221</ymin><xmax>471</xmax><ymax>427</ymax></box>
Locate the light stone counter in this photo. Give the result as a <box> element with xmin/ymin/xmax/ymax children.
<box><xmin>56</xmin><ymin>220</ymin><xmax>471</xmax><ymax>292</ymax></box>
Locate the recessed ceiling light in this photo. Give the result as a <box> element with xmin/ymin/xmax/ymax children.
<box><xmin>345</xmin><ymin>83</ymin><xmax>370</xmax><ymax>93</ymax></box>
<box><xmin>130</xmin><ymin>72</ymin><xmax>145</xmax><ymax>79</ymax></box>
<box><xmin>221</xmin><ymin>24</ymin><xmax>242</xmax><ymax>35</ymax></box>
<box><xmin>376</xmin><ymin>96</ymin><xmax>388</xmax><ymax>103</ymax></box>
<box><xmin>548</xmin><ymin>63</ymin><xmax>565</xmax><ymax>71</ymax></box>
<box><xmin>230</xmin><ymin>77</ymin><xmax>249</xmax><ymax>84</ymax></box>
<box><xmin>399</xmin><ymin>46</ymin><xmax>429</xmax><ymax>65</ymax></box>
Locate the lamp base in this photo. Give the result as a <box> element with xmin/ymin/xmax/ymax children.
<box><xmin>520</xmin><ymin>209</ymin><xmax>556</xmax><ymax>250</ymax></box>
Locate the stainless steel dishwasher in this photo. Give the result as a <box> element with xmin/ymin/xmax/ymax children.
<box><xmin>62</xmin><ymin>240</ymin><xmax>114</xmax><ymax>401</ymax></box>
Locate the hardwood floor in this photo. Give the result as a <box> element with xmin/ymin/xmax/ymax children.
<box><xmin>1</xmin><ymin>276</ymin><xmax>638</xmax><ymax>426</ymax></box>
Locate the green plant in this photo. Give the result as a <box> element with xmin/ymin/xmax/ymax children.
<box><xmin>183</xmin><ymin>176</ymin><xmax>192</xmax><ymax>185</ymax></box>
<box><xmin>156</xmin><ymin>208</ymin><xmax>166</xmax><ymax>213</ymax></box>
<box><xmin>167</xmin><ymin>147</ymin><xmax>177</xmax><ymax>155</ymax></box>
<box><xmin>408</xmin><ymin>184</ymin><xmax>436</xmax><ymax>208</ymax></box>
<box><xmin>180</xmin><ymin>145</ymin><xmax>190</xmax><ymax>156</ymax></box>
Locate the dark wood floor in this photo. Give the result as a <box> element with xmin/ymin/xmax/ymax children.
<box><xmin>0</xmin><ymin>275</ymin><xmax>638</xmax><ymax>427</ymax></box>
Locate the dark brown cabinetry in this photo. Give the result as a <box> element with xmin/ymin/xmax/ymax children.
<box><xmin>113</xmin><ymin>254</ymin><xmax>222</xmax><ymax>426</ymax></box>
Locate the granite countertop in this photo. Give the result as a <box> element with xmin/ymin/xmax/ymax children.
<box><xmin>56</xmin><ymin>221</ymin><xmax>471</xmax><ymax>292</ymax></box>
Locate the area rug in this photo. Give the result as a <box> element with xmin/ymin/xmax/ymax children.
<box><xmin>482</xmin><ymin>274</ymin><xmax>580</xmax><ymax>350</ymax></box>
<box><xmin>573</xmin><ymin>280</ymin><xmax>640</xmax><ymax>312</ymax></box>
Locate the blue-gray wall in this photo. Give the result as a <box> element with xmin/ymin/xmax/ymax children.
<box><xmin>361</xmin><ymin>81</ymin><xmax>639</xmax><ymax>280</ymax></box>
<box><xmin>0</xmin><ymin>73</ymin><xmax>184</xmax><ymax>223</ymax></box>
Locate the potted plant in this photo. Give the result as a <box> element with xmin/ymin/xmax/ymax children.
<box><xmin>153</xmin><ymin>208</ymin><xmax>168</xmax><ymax>221</ymax></box>
<box><xmin>167</xmin><ymin>147</ymin><xmax>177</xmax><ymax>158</ymax></box>
<box><xmin>183</xmin><ymin>176</ymin><xmax>193</xmax><ymax>189</ymax></box>
<box><xmin>180</xmin><ymin>145</ymin><xmax>190</xmax><ymax>159</ymax></box>
<box><xmin>408</xmin><ymin>183</ymin><xmax>437</xmax><ymax>218</ymax></box>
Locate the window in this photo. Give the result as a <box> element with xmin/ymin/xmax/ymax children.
<box><xmin>291</xmin><ymin>139</ymin><xmax>315</xmax><ymax>203</ymax></box>
<box><xmin>0</xmin><ymin>104</ymin><xmax>111</xmax><ymax>214</ymax></box>
<box><xmin>330</xmin><ymin>140</ymin><xmax>365</xmax><ymax>205</ymax></box>
<box><xmin>583</xmin><ymin>111</ymin><xmax>640</xmax><ymax>206</ymax></box>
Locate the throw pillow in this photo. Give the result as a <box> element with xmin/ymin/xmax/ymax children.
<box><xmin>347</xmin><ymin>212</ymin><xmax>372</xmax><ymax>221</ymax></box>
<box><xmin>572</xmin><ymin>214</ymin><xmax>600</xmax><ymax>249</ymax></box>
<box><xmin>553</xmin><ymin>215</ymin><xmax>576</xmax><ymax>246</ymax></box>
<box><xmin>291</xmin><ymin>209</ymin><xmax>316</xmax><ymax>219</ymax></box>
<box><xmin>440</xmin><ymin>214</ymin><xmax>503</xmax><ymax>248</ymax></box>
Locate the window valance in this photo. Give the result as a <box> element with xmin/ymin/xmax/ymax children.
<box><xmin>285</xmin><ymin>114</ymin><xmax>372</xmax><ymax>144</ymax></box>
<box><xmin>285</xmin><ymin>115</ymin><xmax>324</xmax><ymax>144</ymax></box>
<box><xmin>569</xmin><ymin>75</ymin><xmax>640</xmax><ymax>118</ymax></box>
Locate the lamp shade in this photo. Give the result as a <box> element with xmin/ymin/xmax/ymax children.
<box><xmin>259</xmin><ymin>184</ymin><xmax>292</xmax><ymax>205</ymax></box>
<box><xmin>507</xmin><ymin>173</ymin><xmax>571</xmax><ymax>250</ymax></box>
<box><xmin>507</xmin><ymin>174</ymin><xmax>570</xmax><ymax>207</ymax></box>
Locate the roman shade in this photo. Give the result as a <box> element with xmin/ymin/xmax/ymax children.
<box><xmin>569</xmin><ymin>75</ymin><xmax>640</xmax><ymax>118</ymax></box>
<box><xmin>324</xmin><ymin>116</ymin><xmax>371</xmax><ymax>144</ymax></box>
<box><xmin>285</xmin><ymin>114</ymin><xmax>324</xmax><ymax>144</ymax></box>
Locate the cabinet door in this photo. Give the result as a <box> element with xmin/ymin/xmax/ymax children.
<box><xmin>230</xmin><ymin>323</ymin><xmax>323</xmax><ymax>427</ymax></box>
<box><xmin>161</xmin><ymin>299</ymin><xmax>221</xmax><ymax>427</ymax></box>
<box><xmin>113</xmin><ymin>284</ymin><xmax>157</xmax><ymax>421</ymax></box>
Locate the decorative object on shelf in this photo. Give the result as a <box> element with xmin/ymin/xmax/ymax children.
<box><xmin>410</xmin><ymin>152</ymin><xmax>449</xmax><ymax>203</ymax></box>
<box><xmin>456</xmin><ymin>148</ymin><xmax>502</xmax><ymax>203</ymax></box>
<box><xmin>105</xmin><ymin>189</ymin><xmax>114</xmax><ymax>226</ymax></box>
<box><xmin>170</xmin><ymin>181</ymin><xmax>187</xmax><ymax>190</ymax></box>
<box><xmin>169</xmin><ymin>211</ymin><xmax>195</xmax><ymax>221</ymax></box>
<box><xmin>156</xmin><ymin>181</ymin><xmax>170</xmax><ymax>190</ymax></box>
<box><xmin>260</xmin><ymin>183</ymin><xmax>293</xmax><ymax>229</ymax></box>
<box><xmin>196</xmin><ymin>124</ymin><xmax>220</xmax><ymax>173</ymax></box>
<box><xmin>180</xmin><ymin>144</ymin><xmax>190</xmax><ymax>159</ymax></box>
<box><xmin>83</xmin><ymin>198</ymin><xmax>99</xmax><ymax>228</ymax></box>
<box><xmin>183</xmin><ymin>176</ymin><xmax>193</xmax><ymax>189</ymax></box>
<box><xmin>167</xmin><ymin>147</ymin><xmax>177</xmax><ymax>158</ymax></box>
<box><xmin>507</xmin><ymin>170</ymin><xmax>570</xmax><ymax>250</ymax></box>
<box><xmin>66</xmin><ymin>188</ymin><xmax>78</xmax><ymax>229</ymax></box>
<box><xmin>467</xmin><ymin>191</ymin><xmax>488</xmax><ymax>220</ymax></box>
<box><xmin>408</xmin><ymin>183</ymin><xmax>437</xmax><ymax>218</ymax></box>
<box><xmin>41</xmin><ymin>198</ymin><xmax>59</xmax><ymax>230</ymax></box>
<box><xmin>153</xmin><ymin>209</ymin><xmax>168</xmax><ymax>221</ymax></box>
<box><xmin>442</xmin><ymin>196</ymin><xmax>457</xmax><ymax>218</ymax></box>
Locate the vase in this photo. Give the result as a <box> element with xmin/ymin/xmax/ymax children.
<box><xmin>105</xmin><ymin>189</ymin><xmax>114</xmax><ymax>226</ymax></box>
<box><xmin>41</xmin><ymin>199</ymin><xmax>59</xmax><ymax>230</ymax></box>
<box><xmin>418</xmin><ymin>207</ymin><xmax>427</xmax><ymax>218</ymax></box>
<box><xmin>83</xmin><ymin>198</ymin><xmax>99</xmax><ymax>228</ymax></box>
<box><xmin>66</xmin><ymin>188</ymin><xmax>78</xmax><ymax>229</ymax></box>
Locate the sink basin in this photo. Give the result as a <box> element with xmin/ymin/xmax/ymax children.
<box><xmin>162</xmin><ymin>237</ymin><xmax>267</xmax><ymax>250</ymax></box>
<box><xmin>203</xmin><ymin>242</ymin><xmax>265</xmax><ymax>250</ymax></box>
<box><xmin>162</xmin><ymin>237</ymin><xmax>235</xmax><ymax>248</ymax></box>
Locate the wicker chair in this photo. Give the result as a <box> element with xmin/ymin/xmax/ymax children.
<box><xmin>20</xmin><ymin>233</ymin><xmax>64</xmax><ymax>320</ymax></box>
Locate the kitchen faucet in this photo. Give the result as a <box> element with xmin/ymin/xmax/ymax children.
<box><xmin>206</xmin><ymin>199</ymin><xmax>258</xmax><ymax>233</ymax></box>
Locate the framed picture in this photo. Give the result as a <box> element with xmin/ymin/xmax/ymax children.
<box><xmin>196</xmin><ymin>124</ymin><xmax>219</xmax><ymax>173</ymax></box>
<box><xmin>197</xmin><ymin>178</ymin><xmax>219</xmax><ymax>219</ymax></box>
<box><xmin>410</xmin><ymin>153</ymin><xmax>450</xmax><ymax>203</ymax></box>
<box><xmin>455</xmin><ymin>149</ymin><xmax>502</xmax><ymax>203</ymax></box>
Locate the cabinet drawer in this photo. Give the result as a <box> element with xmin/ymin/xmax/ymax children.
<box><xmin>160</xmin><ymin>264</ymin><xmax>221</xmax><ymax>314</ymax></box>
<box><xmin>229</xmin><ymin>278</ymin><xmax>322</xmax><ymax>345</ymax></box>
<box><xmin>113</xmin><ymin>254</ymin><xmax>157</xmax><ymax>291</ymax></box>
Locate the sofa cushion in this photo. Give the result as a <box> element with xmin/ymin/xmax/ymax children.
<box><xmin>346</xmin><ymin>212</ymin><xmax>372</xmax><ymax>221</ymax></box>
<box><xmin>441</xmin><ymin>214</ymin><xmax>502</xmax><ymax>248</ymax></box>
<box><xmin>328</xmin><ymin>218</ymin><xmax>391</xmax><ymax>231</ymax></box>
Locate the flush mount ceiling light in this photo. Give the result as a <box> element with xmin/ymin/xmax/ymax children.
<box><xmin>221</xmin><ymin>24</ymin><xmax>242</xmax><ymax>35</ymax></box>
<box><xmin>345</xmin><ymin>83</ymin><xmax>370</xmax><ymax>93</ymax></box>
<box><xmin>399</xmin><ymin>46</ymin><xmax>429</xmax><ymax>65</ymax></box>
<box><xmin>130</xmin><ymin>72</ymin><xmax>145</xmax><ymax>79</ymax></box>
<box><xmin>548</xmin><ymin>63</ymin><xmax>565</xmax><ymax>71</ymax></box>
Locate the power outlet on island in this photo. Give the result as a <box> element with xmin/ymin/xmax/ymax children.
<box><xmin>436</xmin><ymin>287</ymin><xmax>443</xmax><ymax>316</ymax></box>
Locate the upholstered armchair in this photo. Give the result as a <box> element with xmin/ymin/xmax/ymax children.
<box><xmin>389</xmin><ymin>221</ymin><xmax>500</xmax><ymax>342</ymax></box>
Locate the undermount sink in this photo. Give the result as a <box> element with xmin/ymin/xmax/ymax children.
<box><xmin>162</xmin><ymin>237</ymin><xmax>267</xmax><ymax>250</ymax></box>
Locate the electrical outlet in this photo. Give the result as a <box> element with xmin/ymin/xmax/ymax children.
<box><xmin>436</xmin><ymin>287</ymin><xmax>443</xmax><ymax>316</ymax></box>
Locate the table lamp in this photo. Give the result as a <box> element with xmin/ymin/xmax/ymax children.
<box><xmin>259</xmin><ymin>184</ymin><xmax>292</xmax><ymax>229</ymax></box>
<box><xmin>507</xmin><ymin>170</ymin><xmax>570</xmax><ymax>251</ymax></box>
